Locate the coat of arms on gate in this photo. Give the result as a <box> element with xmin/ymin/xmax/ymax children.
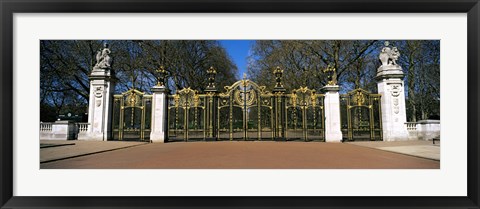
<box><xmin>234</xmin><ymin>89</ymin><xmax>256</xmax><ymax>106</ymax></box>
<box><xmin>353</xmin><ymin>91</ymin><xmax>366</xmax><ymax>106</ymax></box>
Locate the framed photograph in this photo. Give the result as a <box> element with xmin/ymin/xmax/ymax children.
<box><xmin>1</xmin><ymin>0</ymin><xmax>479</xmax><ymax>208</ymax></box>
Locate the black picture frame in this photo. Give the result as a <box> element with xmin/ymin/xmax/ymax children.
<box><xmin>1</xmin><ymin>0</ymin><xmax>479</xmax><ymax>208</ymax></box>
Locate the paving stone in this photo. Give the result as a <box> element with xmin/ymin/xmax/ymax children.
<box><xmin>41</xmin><ymin>141</ymin><xmax>439</xmax><ymax>169</ymax></box>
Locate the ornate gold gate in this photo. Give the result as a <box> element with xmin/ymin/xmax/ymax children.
<box><xmin>112</xmin><ymin>88</ymin><xmax>152</xmax><ymax>141</ymax></box>
<box><xmin>340</xmin><ymin>89</ymin><xmax>382</xmax><ymax>141</ymax></box>
<box><xmin>167</xmin><ymin>88</ymin><xmax>207</xmax><ymax>141</ymax></box>
<box><xmin>165</xmin><ymin>68</ymin><xmax>326</xmax><ymax>142</ymax></box>
<box><xmin>285</xmin><ymin>87</ymin><xmax>325</xmax><ymax>141</ymax></box>
<box><xmin>217</xmin><ymin>77</ymin><xmax>274</xmax><ymax>140</ymax></box>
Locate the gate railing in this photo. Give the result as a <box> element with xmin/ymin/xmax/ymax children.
<box><xmin>284</xmin><ymin>87</ymin><xmax>325</xmax><ymax>141</ymax></box>
<box><xmin>167</xmin><ymin>88</ymin><xmax>207</xmax><ymax>142</ymax></box>
<box><xmin>167</xmin><ymin>78</ymin><xmax>326</xmax><ymax>142</ymax></box>
<box><xmin>112</xmin><ymin>88</ymin><xmax>152</xmax><ymax>141</ymax></box>
<box><xmin>340</xmin><ymin>88</ymin><xmax>382</xmax><ymax>141</ymax></box>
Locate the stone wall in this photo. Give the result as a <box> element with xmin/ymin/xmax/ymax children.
<box><xmin>40</xmin><ymin>121</ymin><xmax>89</xmax><ymax>140</ymax></box>
<box><xmin>405</xmin><ymin>120</ymin><xmax>440</xmax><ymax>140</ymax></box>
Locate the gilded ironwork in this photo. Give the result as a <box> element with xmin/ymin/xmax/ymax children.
<box><xmin>234</xmin><ymin>89</ymin><xmax>256</xmax><ymax>106</ymax></box>
<box><xmin>125</xmin><ymin>90</ymin><xmax>141</xmax><ymax>107</ymax></box>
<box><xmin>285</xmin><ymin>87</ymin><xmax>325</xmax><ymax>141</ymax></box>
<box><xmin>156</xmin><ymin>66</ymin><xmax>167</xmax><ymax>87</ymax></box>
<box><xmin>176</xmin><ymin>87</ymin><xmax>197</xmax><ymax>108</ymax></box>
<box><xmin>323</xmin><ymin>63</ymin><xmax>338</xmax><ymax>86</ymax></box>
<box><xmin>168</xmin><ymin>87</ymin><xmax>206</xmax><ymax>142</ymax></box>
<box><xmin>273</xmin><ymin>66</ymin><xmax>284</xmax><ymax>89</ymax></box>
<box><xmin>206</xmin><ymin>66</ymin><xmax>217</xmax><ymax>90</ymax></box>
<box><xmin>215</xmin><ymin>75</ymin><xmax>274</xmax><ymax>141</ymax></box>
<box><xmin>352</xmin><ymin>90</ymin><xmax>366</xmax><ymax>106</ymax></box>
<box><xmin>340</xmin><ymin>88</ymin><xmax>382</xmax><ymax>141</ymax></box>
<box><xmin>112</xmin><ymin>88</ymin><xmax>152</xmax><ymax>141</ymax></box>
<box><xmin>166</xmin><ymin>73</ymin><xmax>325</xmax><ymax>142</ymax></box>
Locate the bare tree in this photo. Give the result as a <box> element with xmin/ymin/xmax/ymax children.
<box><xmin>40</xmin><ymin>40</ymin><xmax>238</xmax><ymax>121</ymax></box>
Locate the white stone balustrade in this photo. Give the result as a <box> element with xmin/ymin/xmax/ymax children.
<box><xmin>40</xmin><ymin>122</ymin><xmax>90</xmax><ymax>140</ymax></box>
<box><xmin>40</xmin><ymin>121</ymin><xmax>77</xmax><ymax>140</ymax></box>
<box><xmin>77</xmin><ymin>123</ymin><xmax>89</xmax><ymax>132</ymax></box>
<box><xmin>77</xmin><ymin>123</ymin><xmax>90</xmax><ymax>139</ymax></box>
<box><xmin>40</xmin><ymin>122</ymin><xmax>53</xmax><ymax>132</ymax></box>
<box><xmin>404</xmin><ymin>120</ymin><xmax>440</xmax><ymax>140</ymax></box>
<box><xmin>405</xmin><ymin>122</ymin><xmax>417</xmax><ymax>131</ymax></box>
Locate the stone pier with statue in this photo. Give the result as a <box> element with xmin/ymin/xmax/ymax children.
<box><xmin>375</xmin><ymin>41</ymin><xmax>410</xmax><ymax>141</ymax></box>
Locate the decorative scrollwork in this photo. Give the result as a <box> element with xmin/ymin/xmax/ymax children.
<box><xmin>234</xmin><ymin>89</ymin><xmax>256</xmax><ymax>106</ymax></box>
<box><xmin>206</xmin><ymin>66</ymin><xmax>217</xmax><ymax>90</ymax></box>
<box><xmin>262</xmin><ymin>98</ymin><xmax>271</xmax><ymax>106</ymax></box>
<box><xmin>322</xmin><ymin>63</ymin><xmax>337</xmax><ymax>86</ymax></box>
<box><xmin>174</xmin><ymin>87</ymin><xmax>199</xmax><ymax>108</ymax></box>
<box><xmin>352</xmin><ymin>91</ymin><xmax>366</xmax><ymax>106</ymax></box>
<box><xmin>273</xmin><ymin>66</ymin><xmax>284</xmax><ymax>89</ymax></box>
<box><xmin>156</xmin><ymin>66</ymin><xmax>167</xmax><ymax>87</ymax></box>
<box><xmin>173</xmin><ymin>94</ymin><xmax>180</xmax><ymax>108</ymax></box>
<box><xmin>290</xmin><ymin>87</ymin><xmax>317</xmax><ymax>108</ymax></box>
<box><xmin>123</xmin><ymin>89</ymin><xmax>144</xmax><ymax>107</ymax></box>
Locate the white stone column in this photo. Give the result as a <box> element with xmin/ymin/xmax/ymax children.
<box><xmin>85</xmin><ymin>71</ymin><xmax>114</xmax><ymax>141</ymax></box>
<box><xmin>376</xmin><ymin>66</ymin><xmax>409</xmax><ymax>141</ymax></box>
<box><xmin>322</xmin><ymin>85</ymin><xmax>343</xmax><ymax>142</ymax></box>
<box><xmin>375</xmin><ymin>41</ymin><xmax>409</xmax><ymax>141</ymax></box>
<box><xmin>150</xmin><ymin>86</ymin><xmax>167</xmax><ymax>143</ymax></box>
<box><xmin>83</xmin><ymin>43</ymin><xmax>115</xmax><ymax>141</ymax></box>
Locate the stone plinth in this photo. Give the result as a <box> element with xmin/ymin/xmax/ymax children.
<box><xmin>43</xmin><ymin>120</ymin><xmax>77</xmax><ymax>140</ymax></box>
<box><xmin>150</xmin><ymin>86</ymin><xmax>167</xmax><ymax>143</ymax></box>
<box><xmin>376</xmin><ymin>65</ymin><xmax>409</xmax><ymax>141</ymax></box>
<box><xmin>85</xmin><ymin>69</ymin><xmax>114</xmax><ymax>141</ymax></box>
<box><xmin>322</xmin><ymin>85</ymin><xmax>343</xmax><ymax>142</ymax></box>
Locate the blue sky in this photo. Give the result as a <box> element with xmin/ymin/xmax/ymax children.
<box><xmin>219</xmin><ymin>40</ymin><xmax>254</xmax><ymax>79</ymax></box>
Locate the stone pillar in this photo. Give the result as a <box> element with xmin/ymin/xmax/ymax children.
<box><xmin>322</xmin><ymin>85</ymin><xmax>343</xmax><ymax>142</ymax></box>
<box><xmin>85</xmin><ymin>43</ymin><xmax>114</xmax><ymax>141</ymax></box>
<box><xmin>86</xmin><ymin>71</ymin><xmax>114</xmax><ymax>140</ymax></box>
<box><xmin>375</xmin><ymin>42</ymin><xmax>409</xmax><ymax>141</ymax></box>
<box><xmin>150</xmin><ymin>86</ymin><xmax>168</xmax><ymax>143</ymax></box>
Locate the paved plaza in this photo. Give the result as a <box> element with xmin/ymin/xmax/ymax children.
<box><xmin>346</xmin><ymin>140</ymin><xmax>440</xmax><ymax>160</ymax></box>
<box><xmin>40</xmin><ymin>140</ymin><xmax>440</xmax><ymax>169</ymax></box>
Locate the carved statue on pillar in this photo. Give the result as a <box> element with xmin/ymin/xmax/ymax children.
<box><xmin>86</xmin><ymin>42</ymin><xmax>115</xmax><ymax>141</ymax></box>
<box><xmin>93</xmin><ymin>43</ymin><xmax>113</xmax><ymax>72</ymax></box>
<box><xmin>375</xmin><ymin>41</ymin><xmax>409</xmax><ymax>141</ymax></box>
<box><xmin>379</xmin><ymin>41</ymin><xmax>400</xmax><ymax>67</ymax></box>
